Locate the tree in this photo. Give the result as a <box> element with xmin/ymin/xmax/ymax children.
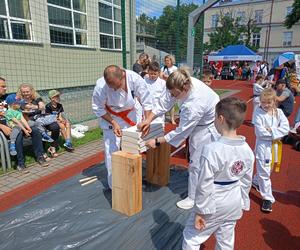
<box><xmin>285</xmin><ymin>0</ymin><xmax>300</xmax><ymax>29</ymax></box>
<box><xmin>155</xmin><ymin>3</ymin><xmax>202</xmax><ymax>63</ymax></box>
<box><xmin>204</xmin><ymin>11</ymin><xmax>261</xmax><ymax>53</ymax></box>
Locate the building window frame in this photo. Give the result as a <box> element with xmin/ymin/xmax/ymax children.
<box><xmin>254</xmin><ymin>9</ymin><xmax>263</xmax><ymax>24</ymax></box>
<box><xmin>47</xmin><ymin>0</ymin><xmax>88</xmax><ymax>47</ymax></box>
<box><xmin>99</xmin><ymin>0</ymin><xmax>122</xmax><ymax>51</ymax></box>
<box><xmin>252</xmin><ymin>33</ymin><xmax>260</xmax><ymax>47</ymax></box>
<box><xmin>236</xmin><ymin>11</ymin><xmax>246</xmax><ymax>25</ymax></box>
<box><xmin>283</xmin><ymin>31</ymin><xmax>293</xmax><ymax>47</ymax></box>
<box><xmin>286</xmin><ymin>6</ymin><xmax>293</xmax><ymax>17</ymax></box>
<box><xmin>0</xmin><ymin>0</ymin><xmax>33</xmax><ymax>41</ymax></box>
<box><xmin>211</xmin><ymin>14</ymin><xmax>219</xmax><ymax>28</ymax></box>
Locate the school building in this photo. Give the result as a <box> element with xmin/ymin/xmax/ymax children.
<box><xmin>204</xmin><ymin>0</ymin><xmax>300</xmax><ymax>63</ymax></box>
<box><xmin>0</xmin><ymin>0</ymin><xmax>137</xmax><ymax>92</ymax></box>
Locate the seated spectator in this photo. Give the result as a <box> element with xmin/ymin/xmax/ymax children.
<box><xmin>201</xmin><ymin>69</ymin><xmax>214</xmax><ymax>86</ymax></box>
<box><xmin>5</xmin><ymin>94</ymin><xmax>32</xmax><ymax>156</ymax></box>
<box><xmin>46</xmin><ymin>90</ymin><xmax>74</xmax><ymax>152</ymax></box>
<box><xmin>275</xmin><ymin>79</ymin><xmax>294</xmax><ymax>118</ymax></box>
<box><xmin>0</xmin><ymin>78</ymin><xmax>48</xmax><ymax>170</ymax></box>
<box><xmin>17</xmin><ymin>83</ymin><xmax>61</xmax><ymax>157</ymax></box>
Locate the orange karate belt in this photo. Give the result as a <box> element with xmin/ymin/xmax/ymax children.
<box><xmin>105</xmin><ymin>104</ymin><xmax>136</xmax><ymax>126</ymax></box>
<box><xmin>271</xmin><ymin>140</ymin><xmax>282</xmax><ymax>173</ymax></box>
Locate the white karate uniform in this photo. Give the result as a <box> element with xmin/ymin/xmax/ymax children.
<box><xmin>183</xmin><ymin>136</ymin><xmax>254</xmax><ymax>250</ymax></box>
<box><xmin>252</xmin><ymin>83</ymin><xmax>264</xmax><ymax>112</ymax></box>
<box><xmin>153</xmin><ymin>77</ymin><xmax>220</xmax><ymax>199</ymax></box>
<box><xmin>92</xmin><ymin>70</ymin><xmax>153</xmax><ymax>188</ymax></box>
<box><xmin>252</xmin><ymin>107</ymin><xmax>289</xmax><ymax>202</ymax></box>
<box><xmin>145</xmin><ymin>76</ymin><xmax>166</xmax><ymax>124</ymax></box>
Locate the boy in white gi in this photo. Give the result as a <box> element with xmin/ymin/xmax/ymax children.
<box><xmin>252</xmin><ymin>88</ymin><xmax>289</xmax><ymax>212</ymax></box>
<box><xmin>139</xmin><ymin>68</ymin><xmax>220</xmax><ymax>209</ymax></box>
<box><xmin>182</xmin><ymin>97</ymin><xmax>254</xmax><ymax>250</ymax></box>
<box><xmin>144</xmin><ymin>61</ymin><xmax>166</xmax><ymax>124</ymax></box>
<box><xmin>92</xmin><ymin>65</ymin><xmax>153</xmax><ymax>189</ymax></box>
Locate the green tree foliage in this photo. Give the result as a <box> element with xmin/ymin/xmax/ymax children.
<box><xmin>155</xmin><ymin>4</ymin><xmax>203</xmax><ymax>63</ymax></box>
<box><xmin>285</xmin><ymin>0</ymin><xmax>300</xmax><ymax>29</ymax></box>
<box><xmin>136</xmin><ymin>13</ymin><xmax>157</xmax><ymax>35</ymax></box>
<box><xmin>137</xmin><ymin>4</ymin><xmax>261</xmax><ymax>63</ymax></box>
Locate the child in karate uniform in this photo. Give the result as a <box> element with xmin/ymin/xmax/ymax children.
<box><xmin>252</xmin><ymin>88</ymin><xmax>289</xmax><ymax>212</ymax></box>
<box><xmin>182</xmin><ymin>97</ymin><xmax>254</xmax><ymax>250</ymax></box>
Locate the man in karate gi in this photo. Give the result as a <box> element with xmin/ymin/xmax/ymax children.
<box><xmin>92</xmin><ymin>65</ymin><xmax>153</xmax><ymax>189</ymax></box>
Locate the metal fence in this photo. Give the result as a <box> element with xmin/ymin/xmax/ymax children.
<box><xmin>0</xmin><ymin>0</ymin><xmax>205</xmax><ymax>123</ymax></box>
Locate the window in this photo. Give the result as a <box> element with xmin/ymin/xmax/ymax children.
<box><xmin>286</xmin><ymin>6</ymin><xmax>293</xmax><ymax>16</ymax></box>
<box><xmin>0</xmin><ymin>0</ymin><xmax>32</xmax><ymax>40</ymax></box>
<box><xmin>283</xmin><ymin>31</ymin><xmax>293</xmax><ymax>46</ymax></box>
<box><xmin>254</xmin><ymin>10</ymin><xmax>263</xmax><ymax>24</ymax></box>
<box><xmin>211</xmin><ymin>14</ymin><xmax>219</xmax><ymax>28</ymax></box>
<box><xmin>236</xmin><ymin>11</ymin><xmax>246</xmax><ymax>25</ymax></box>
<box><xmin>252</xmin><ymin>33</ymin><xmax>260</xmax><ymax>47</ymax></box>
<box><xmin>99</xmin><ymin>0</ymin><xmax>122</xmax><ymax>50</ymax></box>
<box><xmin>47</xmin><ymin>0</ymin><xmax>87</xmax><ymax>46</ymax></box>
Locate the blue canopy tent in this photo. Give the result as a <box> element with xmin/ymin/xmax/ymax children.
<box><xmin>208</xmin><ymin>45</ymin><xmax>262</xmax><ymax>62</ymax></box>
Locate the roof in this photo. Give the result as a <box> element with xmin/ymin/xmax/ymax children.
<box><xmin>208</xmin><ymin>45</ymin><xmax>262</xmax><ymax>61</ymax></box>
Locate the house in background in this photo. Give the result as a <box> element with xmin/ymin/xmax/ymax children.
<box><xmin>204</xmin><ymin>0</ymin><xmax>300</xmax><ymax>64</ymax></box>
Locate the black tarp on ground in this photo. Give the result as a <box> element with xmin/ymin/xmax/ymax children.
<box><xmin>0</xmin><ymin>163</ymin><xmax>191</xmax><ymax>250</ymax></box>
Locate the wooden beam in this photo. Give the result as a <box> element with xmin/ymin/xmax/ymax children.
<box><xmin>146</xmin><ymin>142</ymin><xmax>171</xmax><ymax>186</ymax></box>
<box><xmin>112</xmin><ymin>151</ymin><xmax>142</xmax><ymax>216</ymax></box>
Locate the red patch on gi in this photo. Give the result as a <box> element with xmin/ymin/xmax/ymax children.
<box><xmin>230</xmin><ymin>160</ymin><xmax>244</xmax><ymax>175</ymax></box>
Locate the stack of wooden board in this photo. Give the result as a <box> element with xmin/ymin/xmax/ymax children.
<box><xmin>121</xmin><ymin>123</ymin><xmax>164</xmax><ymax>154</ymax></box>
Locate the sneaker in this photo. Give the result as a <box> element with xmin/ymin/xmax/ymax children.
<box><xmin>252</xmin><ymin>182</ymin><xmax>260</xmax><ymax>192</ymax></box>
<box><xmin>176</xmin><ymin>197</ymin><xmax>194</xmax><ymax>210</ymax></box>
<box><xmin>42</xmin><ymin>133</ymin><xmax>54</xmax><ymax>143</ymax></box>
<box><xmin>63</xmin><ymin>142</ymin><xmax>74</xmax><ymax>151</ymax></box>
<box><xmin>37</xmin><ymin>156</ymin><xmax>49</xmax><ymax>167</ymax></box>
<box><xmin>9</xmin><ymin>143</ymin><xmax>17</xmax><ymax>156</ymax></box>
<box><xmin>261</xmin><ymin>200</ymin><xmax>273</xmax><ymax>213</ymax></box>
<box><xmin>17</xmin><ymin>165</ymin><xmax>29</xmax><ymax>173</ymax></box>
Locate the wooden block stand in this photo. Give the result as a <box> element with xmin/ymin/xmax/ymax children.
<box><xmin>146</xmin><ymin>142</ymin><xmax>171</xmax><ymax>186</ymax></box>
<box><xmin>112</xmin><ymin>151</ymin><xmax>142</xmax><ymax>216</ymax></box>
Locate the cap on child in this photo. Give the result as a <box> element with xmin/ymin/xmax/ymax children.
<box><xmin>5</xmin><ymin>94</ymin><xmax>21</xmax><ymax>105</ymax></box>
<box><xmin>48</xmin><ymin>89</ymin><xmax>60</xmax><ymax>99</ymax></box>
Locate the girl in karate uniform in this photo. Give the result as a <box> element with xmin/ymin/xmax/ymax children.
<box><xmin>252</xmin><ymin>88</ymin><xmax>289</xmax><ymax>212</ymax></box>
<box><xmin>139</xmin><ymin>68</ymin><xmax>220</xmax><ymax>209</ymax></box>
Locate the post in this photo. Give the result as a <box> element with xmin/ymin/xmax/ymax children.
<box><xmin>176</xmin><ymin>0</ymin><xmax>180</xmax><ymax>65</ymax></box>
<box><xmin>199</xmin><ymin>0</ymin><xmax>206</xmax><ymax>77</ymax></box>
<box><xmin>121</xmin><ymin>0</ymin><xmax>127</xmax><ymax>68</ymax></box>
<box><xmin>187</xmin><ymin>0</ymin><xmax>220</xmax><ymax>70</ymax></box>
<box><xmin>146</xmin><ymin>142</ymin><xmax>171</xmax><ymax>186</ymax></box>
<box><xmin>112</xmin><ymin>151</ymin><xmax>142</xmax><ymax>216</ymax></box>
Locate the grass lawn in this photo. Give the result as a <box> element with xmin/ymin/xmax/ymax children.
<box><xmin>0</xmin><ymin>127</ymin><xmax>103</xmax><ymax>175</ymax></box>
<box><xmin>214</xmin><ymin>89</ymin><xmax>231</xmax><ymax>96</ymax></box>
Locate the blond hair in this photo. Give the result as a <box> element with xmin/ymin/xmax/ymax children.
<box><xmin>166</xmin><ymin>67</ymin><xmax>191</xmax><ymax>91</ymax></box>
<box><xmin>260</xmin><ymin>88</ymin><xmax>278</xmax><ymax>116</ymax></box>
<box><xmin>260</xmin><ymin>87</ymin><xmax>276</xmax><ymax>102</ymax></box>
<box><xmin>164</xmin><ymin>54</ymin><xmax>176</xmax><ymax>65</ymax></box>
<box><xmin>17</xmin><ymin>83</ymin><xmax>39</xmax><ymax>100</ymax></box>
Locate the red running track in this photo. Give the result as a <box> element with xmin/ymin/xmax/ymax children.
<box><xmin>201</xmin><ymin>80</ymin><xmax>300</xmax><ymax>250</ymax></box>
<box><xmin>0</xmin><ymin>80</ymin><xmax>299</xmax><ymax>249</ymax></box>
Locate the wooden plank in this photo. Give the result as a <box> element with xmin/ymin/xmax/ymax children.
<box><xmin>146</xmin><ymin>142</ymin><xmax>170</xmax><ymax>186</ymax></box>
<box><xmin>112</xmin><ymin>151</ymin><xmax>142</xmax><ymax>216</ymax></box>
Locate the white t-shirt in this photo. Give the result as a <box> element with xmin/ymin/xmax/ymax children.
<box><xmin>161</xmin><ymin>65</ymin><xmax>177</xmax><ymax>76</ymax></box>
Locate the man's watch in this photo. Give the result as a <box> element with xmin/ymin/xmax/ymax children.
<box><xmin>155</xmin><ymin>138</ymin><xmax>161</xmax><ymax>147</ymax></box>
